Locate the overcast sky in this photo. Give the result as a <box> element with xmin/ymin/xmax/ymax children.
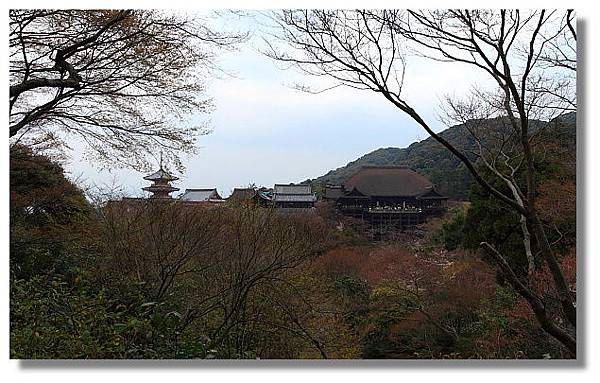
<box><xmin>64</xmin><ymin>11</ymin><xmax>492</xmax><ymax>198</ymax></box>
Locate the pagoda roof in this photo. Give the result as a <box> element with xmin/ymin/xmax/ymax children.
<box><xmin>142</xmin><ymin>185</ymin><xmax>179</xmax><ymax>193</ymax></box>
<box><xmin>143</xmin><ymin>167</ymin><xmax>179</xmax><ymax>181</ymax></box>
<box><xmin>344</xmin><ymin>166</ymin><xmax>436</xmax><ymax>198</ymax></box>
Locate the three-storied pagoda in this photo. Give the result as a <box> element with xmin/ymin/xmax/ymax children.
<box><xmin>142</xmin><ymin>161</ymin><xmax>179</xmax><ymax>199</ymax></box>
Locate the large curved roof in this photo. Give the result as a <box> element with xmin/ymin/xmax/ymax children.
<box><xmin>343</xmin><ymin>166</ymin><xmax>434</xmax><ymax>197</ymax></box>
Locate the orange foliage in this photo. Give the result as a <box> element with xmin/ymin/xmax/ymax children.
<box><xmin>314</xmin><ymin>244</ymin><xmax>496</xmax><ymax>300</ymax></box>
<box><xmin>537</xmin><ymin>178</ymin><xmax>576</xmax><ymax>223</ymax></box>
<box><xmin>531</xmin><ymin>247</ymin><xmax>577</xmax><ymax>299</ymax></box>
<box><xmin>313</xmin><ymin>244</ymin><xmax>440</xmax><ymax>287</ymax></box>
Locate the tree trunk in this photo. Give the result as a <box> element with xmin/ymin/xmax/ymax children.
<box><xmin>529</xmin><ymin>211</ymin><xmax>577</xmax><ymax>328</ymax></box>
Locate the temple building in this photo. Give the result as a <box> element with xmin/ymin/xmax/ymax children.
<box><xmin>325</xmin><ymin>166</ymin><xmax>448</xmax><ymax>231</ymax></box>
<box><xmin>228</xmin><ymin>187</ymin><xmax>273</xmax><ymax>206</ymax></box>
<box><xmin>142</xmin><ymin>166</ymin><xmax>179</xmax><ymax>199</ymax></box>
<box><xmin>179</xmin><ymin>188</ymin><xmax>224</xmax><ymax>204</ymax></box>
<box><xmin>272</xmin><ymin>183</ymin><xmax>316</xmax><ymax>209</ymax></box>
<box><xmin>228</xmin><ymin>187</ymin><xmax>256</xmax><ymax>201</ymax></box>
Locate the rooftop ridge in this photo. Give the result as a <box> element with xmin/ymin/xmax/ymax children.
<box><xmin>274</xmin><ymin>184</ymin><xmax>313</xmax><ymax>194</ymax></box>
<box><xmin>274</xmin><ymin>183</ymin><xmax>311</xmax><ymax>186</ymax></box>
<box><xmin>184</xmin><ymin>188</ymin><xmax>217</xmax><ymax>191</ymax></box>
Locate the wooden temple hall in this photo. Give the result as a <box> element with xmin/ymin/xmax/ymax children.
<box><xmin>324</xmin><ymin>166</ymin><xmax>448</xmax><ymax>229</ymax></box>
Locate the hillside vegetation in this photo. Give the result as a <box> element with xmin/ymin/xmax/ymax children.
<box><xmin>312</xmin><ymin>113</ymin><xmax>576</xmax><ymax>200</ymax></box>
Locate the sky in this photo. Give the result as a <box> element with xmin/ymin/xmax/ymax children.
<box><xmin>64</xmin><ymin>11</ymin><xmax>492</xmax><ymax>198</ymax></box>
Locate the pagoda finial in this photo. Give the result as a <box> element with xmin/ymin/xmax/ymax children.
<box><xmin>159</xmin><ymin>152</ymin><xmax>164</xmax><ymax>171</ymax></box>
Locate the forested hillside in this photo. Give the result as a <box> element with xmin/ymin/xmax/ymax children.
<box><xmin>312</xmin><ymin>113</ymin><xmax>576</xmax><ymax>200</ymax></box>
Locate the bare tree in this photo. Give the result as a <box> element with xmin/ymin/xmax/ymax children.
<box><xmin>201</xmin><ymin>207</ymin><xmax>326</xmax><ymax>351</ymax></box>
<box><xmin>538</xmin><ymin>9</ymin><xmax>576</xmax><ymax>72</ymax></box>
<box><xmin>100</xmin><ymin>200</ymin><xmax>222</xmax><ymax>302</ymax></box>
<box><xmin>101</xmin><ymin>201</ymin><xmax>327</xmax><ymax>356</ymax></box>
<box><xmin>265</xmin><ymin>9</ymin><xmax>576</xmax><ymax>355</ymax></box>
<box><xmin>439</xmin><ymin>90</ymin><xmax>539</xmax><ymax>279</ymax></box>
<box><xmin>9</xmin><ymin>10</ymin><xmax>247</xmax><ymax>170</ymax></box>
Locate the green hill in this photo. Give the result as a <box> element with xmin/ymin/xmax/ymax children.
<box><xmin>311</xmin><ymin>113</ymin><xmax>576</xmax><ymax>200</ymax></box>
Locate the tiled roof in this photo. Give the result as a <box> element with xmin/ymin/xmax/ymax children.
<box><xmin>274</xmin><ymin>184</ymin><xmax>312</xmax><ymax>195</ymax></box>
<box><xmin>143</xmin><ymin>168</ymin><xmax>179</xmax><ymax>181</ymax></box>
<box><xmin>142</xmin><ymin>185</ymin><xmax>179</xmax><ymax>193</ymax></box>
<box><xmin>324</xmin><ymin>185</ymin><xmax>343</xmax><ymax>199</ymax></box>
<box><xmin>257</xmin><ymin>191</ymin><xmax>273</xmax><ymax>201</ymax></box>
<box><xmin>228</xmin><ymin>188</ymin><xmax>257</xmax><ymax>200</ymax></box>
<box><xmin>273</xmin><ymin>183</ymin><xmax>315</xmax><ymax>203</ymax></box>
<box><xmin>344</xmin><ymin>166</ymin><xmax>434</xmax><ymax>197</ymax></box>
<box><xmin>179</xmin><ymin>188</ymin><xmax>222</xmax><ymax>202</ymax></box>
<box><xmin>416</xmin><ymin>188</ymin><xmax>448</xmax><ymax>200</ymax></box>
